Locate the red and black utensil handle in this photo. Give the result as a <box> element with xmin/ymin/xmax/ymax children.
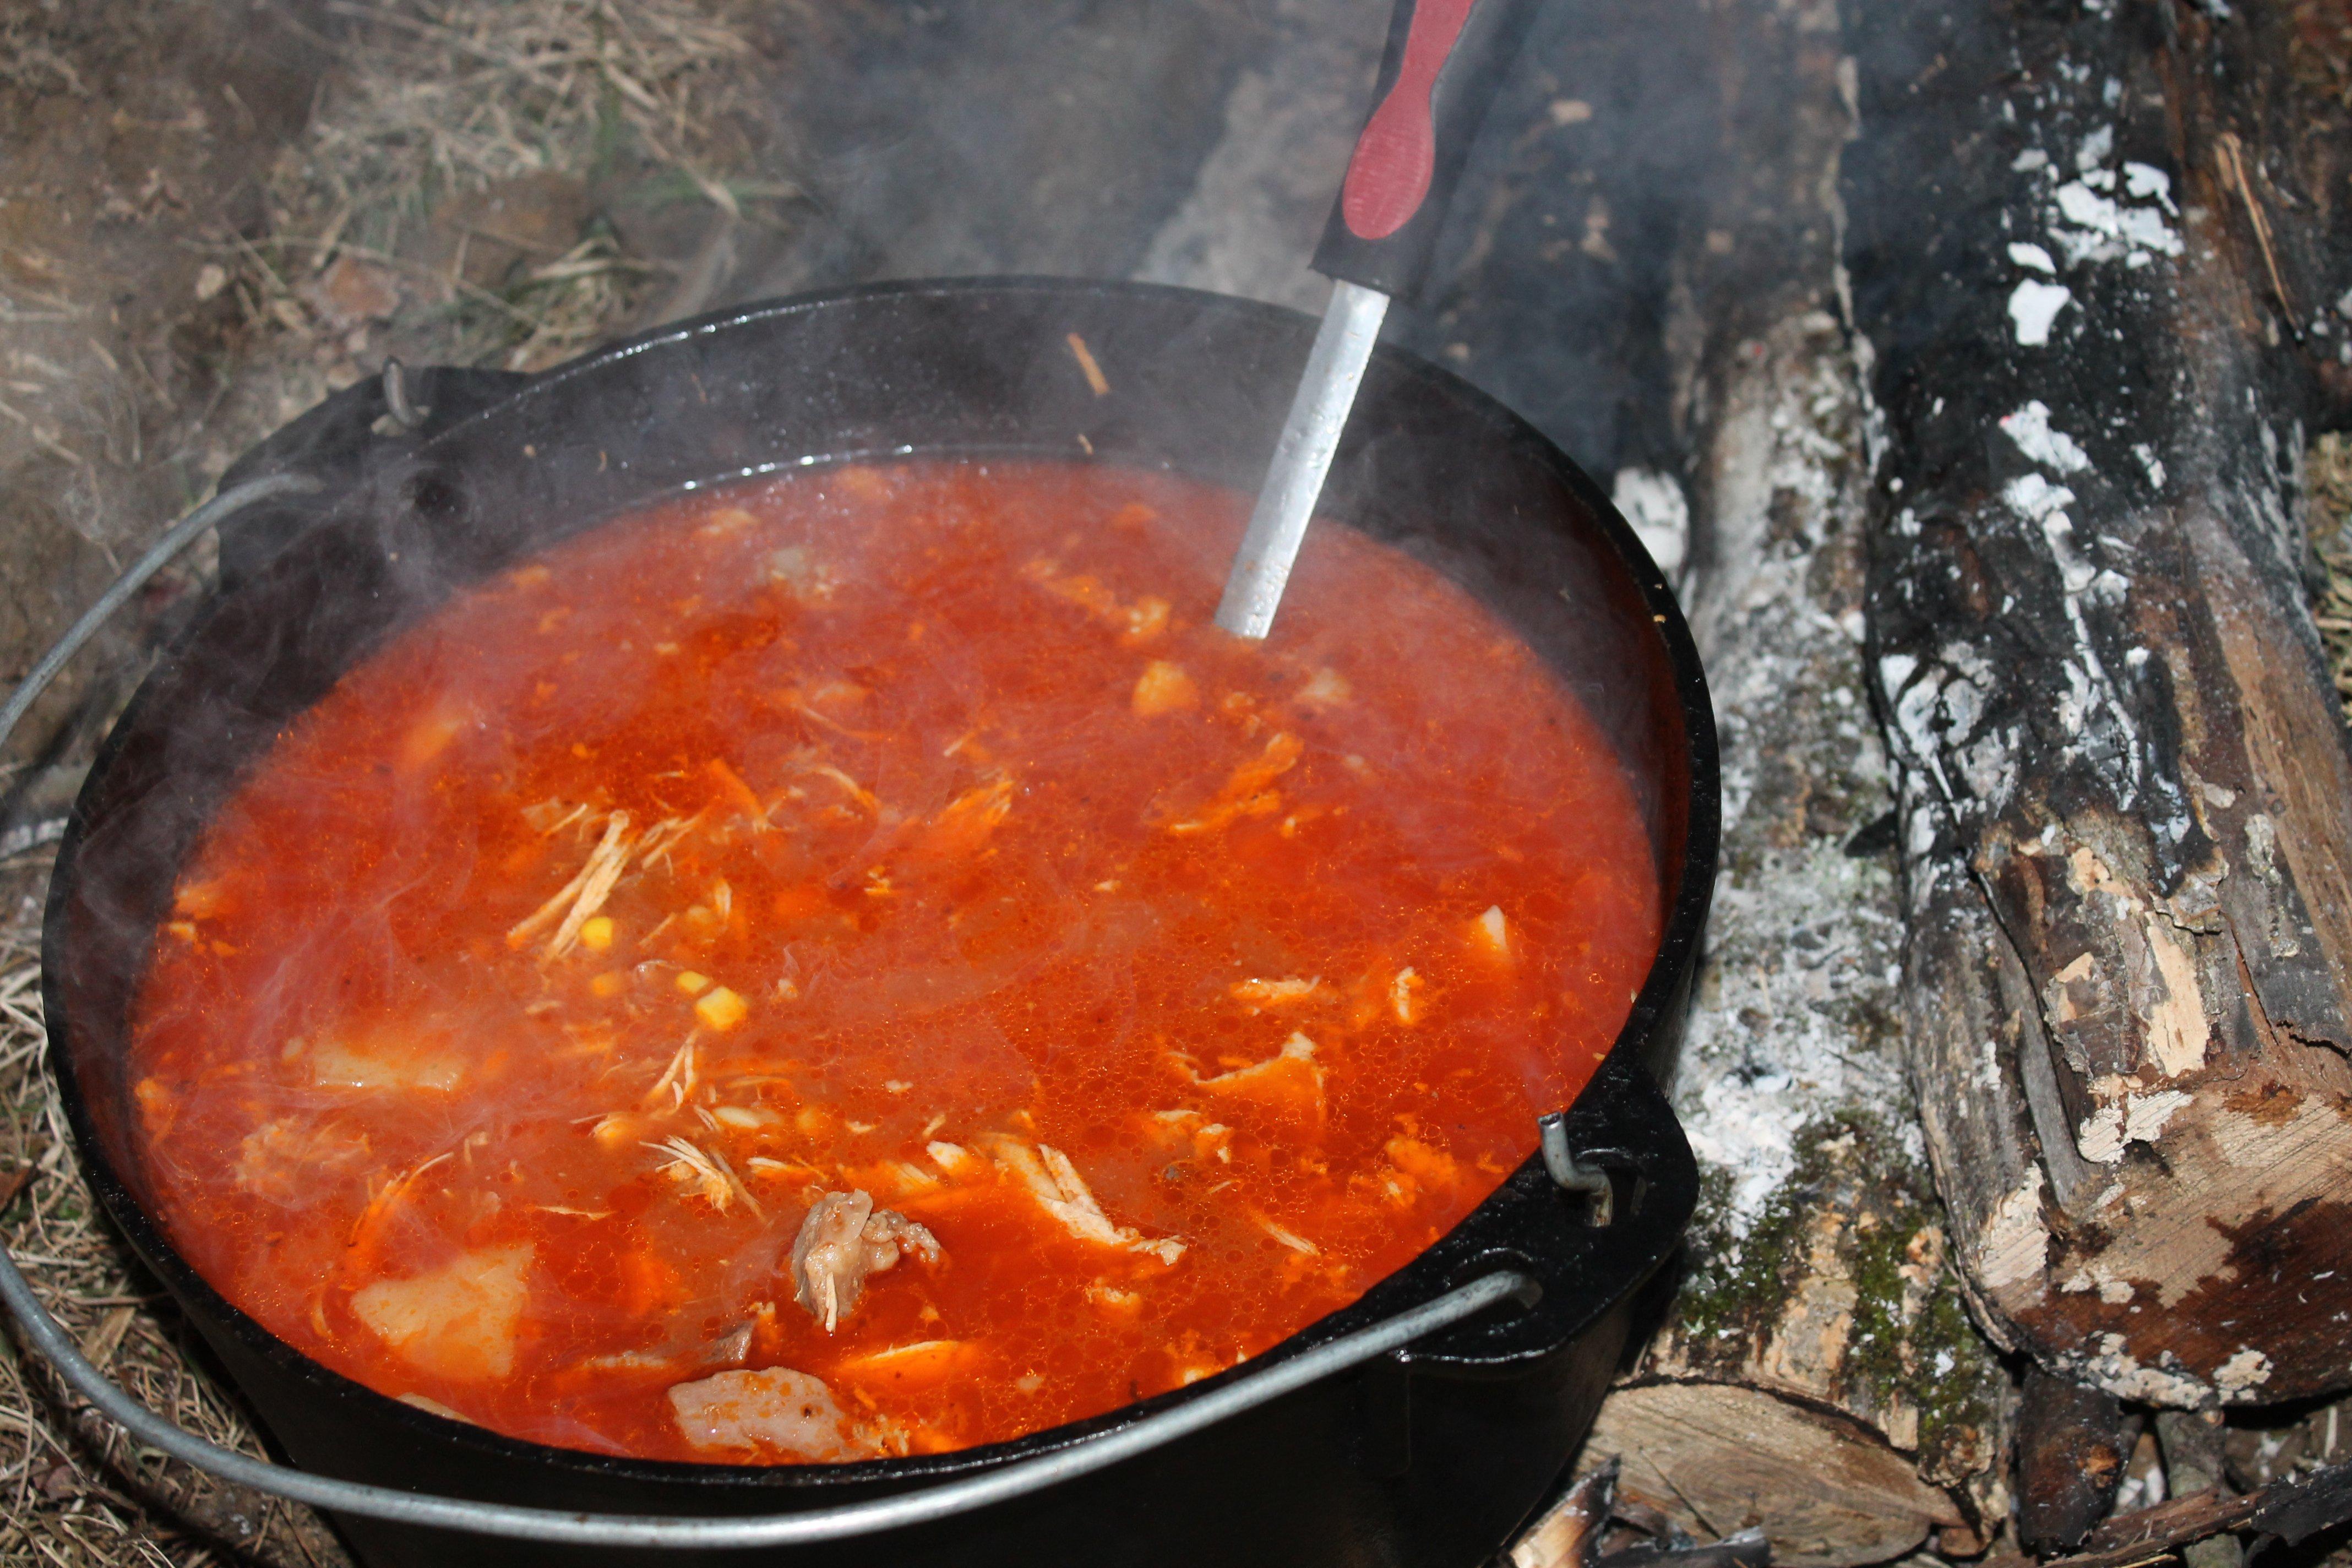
<box><xmin>1313</xmin><ymin>0</ymin><xmax>1548</xmax><ymax>301</ymax></box>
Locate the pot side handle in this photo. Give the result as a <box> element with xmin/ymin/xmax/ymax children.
<box><xmin>214</xmin><ymin>361</ymin><xmax>532</xmax><ymax>590</ymax></box>
<box><xmin>1384</xmin><ymin>1052</ymin><xmax>1698</xmax><ymax>1371</ymax></box>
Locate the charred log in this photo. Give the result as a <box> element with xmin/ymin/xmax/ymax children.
<box><xmin>1843</xmin><ymin>0</ymin><xmax>2352</xmax><ymax>1406</ymax></box>
<box><xmin>2016</xmin><ymin>1370</ymin><xmax>2130</xmax><ymax>1554</ymax></box>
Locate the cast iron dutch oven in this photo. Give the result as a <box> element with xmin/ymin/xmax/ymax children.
<box><xmin>40</xmin><ymin>275</ymin><xmax>1716</xmax><ymax>1567</ymax></box>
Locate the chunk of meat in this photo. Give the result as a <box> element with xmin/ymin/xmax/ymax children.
<box><xmin>789</xmin><ymin>1190</ymin><xmax>941</xmax><ymax>1332</ymax></box>
<box><xmin>1229</xmin><ymin>976</ymin><xmax>1319</xmax><ymax>1010</ymax></box>
<box><xmin>1355</xmin><ymin>1134</ymin><xmax>1467</xmax><ymax>1210</ymax></box>
<box><xmin>350</xmin><ymin>1244</ymin><xmax>535</xmax><ymax>1381</ymax></box>
<box><xmin>667</xmin><ymin>1367</ymin><xmax>863</xmax><ymax>1460</ymax></box>
<box><xmin>981</xmin><ymin>1136</ymin><xmax>1185</xmax><ymax>1265</ymax></box>
<box><xmin>232</xmin><ymin>1117</ymin><xmax>372</xmax><ymax>1202</ymax></box>
<box><xmin>766</xmin><ymin>545</ymin><xmax>840</xmax><ymax>605</ymax></box>
<box><xmin>1186</xmin><ymin>1031</ymin><xmax>1326</xmax><ymax>1127</ymax></box>
<box><xmin>1166</xmin><ymin>732</ymin><xmax>1303</xmax><ymax>835</ymax></box>
<box><xmin>1019</xmin><ymin>559</ymin><xmax>1169</xmax><ymax>644</ymax></box>
<box><xmin>1468</xmin><ymin>903</ymin><xmax>1511</xmax><ymax>960</ymax></box>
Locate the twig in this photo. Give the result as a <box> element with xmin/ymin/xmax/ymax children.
<box><xmin>1977</xmin><ymin>1455</ymin><xmax>2352</xmax><ymax>1568</ymax></box>
<box><xmin>2216</xmin><ymin>132</ymin><xmax>2299</xmax><ymax>334</ymax></box>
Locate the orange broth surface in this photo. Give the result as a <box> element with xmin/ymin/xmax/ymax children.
<box><xmin>128</xmin><ymin>459</ymin><xmax>1661</xmax><ymax>1463</ymax></box>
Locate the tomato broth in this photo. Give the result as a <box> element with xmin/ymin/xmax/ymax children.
<box><xmin>127</xmin><ymin>459</ymin><xmax>1660</xmax><ymax>1464</ymax></box>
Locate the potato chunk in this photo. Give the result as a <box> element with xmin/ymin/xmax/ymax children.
<box><xmin>350</xmin><ymin>1244</ymin><xmax>534</xmax><ymax>1381</ymax></box>
<box><xmin>667</xmin><ymin>1367</ymin><xmax>861</xmax><ymax>1460</ymax></box>
<box><xmin>1131</xmin><ymin>660</ymin><xmax>1198</xmax><ymax>717</ymax></box>
<box><xmin>310</xmin><ymin>1031</ymin><xmax>464</xmax><ymax>1093</ymax></box>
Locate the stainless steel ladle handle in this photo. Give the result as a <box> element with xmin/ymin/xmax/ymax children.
<box><xmin>0</xmin><ymin>470</ymin><xmax>1537</xmax><ymax>1547</ymax></box>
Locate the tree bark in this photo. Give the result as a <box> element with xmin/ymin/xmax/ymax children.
<box><xmin>1454</xmin><ymin>0</ymin><xmax>2017</xmax><ymax>1561</ymax></box>
<box><xmin>1843</xmin><ymin>0</ymin><xmax>2352</xmax><ymax>1407</ymax></box>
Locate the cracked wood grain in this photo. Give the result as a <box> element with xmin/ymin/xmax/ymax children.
<box><xmin>1844</xmin><ymin>0</ymin><xmax>2352</xmax><ymax>1405</ymax></box>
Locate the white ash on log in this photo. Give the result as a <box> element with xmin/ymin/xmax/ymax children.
<box><xmin>1843</xmin><ymin>0</ymin><xmax>2352</xmax><ymax>1408</ymax></box>
<box><xmin>1585</xmin><ymin>284</ymin><xmax>2006</xmax><ymax>1560</ymax></box>
<box><xmin>1478</xmin><ymin>0</ymin><xmax>2011</xmax><ymax>1560</ymax></box>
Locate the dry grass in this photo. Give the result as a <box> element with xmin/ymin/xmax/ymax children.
<box><xmin>2310</xmin><ymin>432</ymin><xmax>2352</xmax><ymax>725</ymax></box>
<box><xmin>222</xmin><ymin>0</ymin><xmax>785</xmax><ymax>394</ymax></box>
<box><xmin>0</xmin><ymin>857</ymin><xmax>351</xmax><ymax>1566</ymax></box>
<box><xmin>0</xmin><ymin>4</ymin><xmax>785</xmax><ymax>1561</ymax></box>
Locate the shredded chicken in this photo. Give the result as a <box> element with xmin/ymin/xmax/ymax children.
<box><xmin>1230</xmin><ymin>976</ymin><xmax>1320</xmax><ymax>1009</ymax></box>
<box><xmin>634</xmin><ymin>812</ymin><xmax>699</xmax><ymax>870</ymax></box>
<box><xmin>1250</xmin><ymin>1211</ymin><xmax>1320</xmax><ymax>1255</ymax></box>
<box><xmin>1019</xmin><ymin>558</ymin><xmax>1171</xmax><ymax>644</ymax></box>
<box><xmin>981</xmin><ymin>1136</ymin><xmax>1185</xmax><ymax>1265</ymax></box>
<box><xmin>507</xmin><ymin>810</ymin><xmax>636</xmax><ymax>956</ymax></box>
<box><xmin>647</xmin><ymin>1135</ymin><xmax>762</xmax><ymax>1219</ymax></box>
<box><xmin>1167</xmin><ymin>733</ymin><xmax>1303</xmax><ymax>835</ymax></box>
<box><xmin>644</xmin><ymin>1038</ymin><xmax>698</xmax><ymax>1108</ymax></box>
<box><xmin>798</xmin><ymin>761</ymin><xmax>881</xmax><ymax>815</ymax></box>
<box><xmin>519</xmin><ymin>798</ymin><xmax>590</xmax><ymax>835</ymax></box>
<box><xmin>1185</xmin><ymin>1031</ymin><xmax>1326</xmax><ymax>1125</ymax></box>
<box><xmin>233</xmin><ymin>1118</ymin><xmax>371</xmax><ymax>1202</ymax></box>
<box><xmin>909</xmin><ymin>774</ymin><xmax>1014</xmax><ymax>859</ymax></box>
<box><xmin>789</xmin><ymin>1190</ymin><xmax>942</xmax><ymax>1332</ymax></box>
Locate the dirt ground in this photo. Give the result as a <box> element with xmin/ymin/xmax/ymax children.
<box><xmin>0</xmin><ymin>3</ymin><xmax>801</xmax><ymax>1559</ymax></box>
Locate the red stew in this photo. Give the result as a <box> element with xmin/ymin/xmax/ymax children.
<box><xmin>128</xmin><ymin>460</ymin><xmax>1659</xmax><ymax>1463</ymax></box>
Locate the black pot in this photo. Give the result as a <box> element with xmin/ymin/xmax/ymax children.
<box><xmin>42</xmin><ymin>279</ymin><xmax>1717</xmax><ymax>1568</ymax></box>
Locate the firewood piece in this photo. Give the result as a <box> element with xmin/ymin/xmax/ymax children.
<box><xmin>1581</xmin><ymin>1383</ymin><xmax>1964</xmax><ymax>1568</ymax></box>
<box><xmin>1511</xmin><ymin>1457</ymin><xmax>1620</xmax><ymax>1568</ymax></box>
<box><xmin>2016</xmin><ymin>1371</ymin><xmax>2129</xmax><ymax>1555</ymax></box>
<box><xmin>1844</xmin><ymin>0</ymin><xmax>2352</xmax><ymax>1406</ymax></box>
<box><xmin>2241</xmin><ymin>1457</ymin><xmax>2352</xmax><ymax>1551</ymax></box>
<box><xmin>1978</xmin><ymin>1455</ymin><xmax>2352</xmax><ymax>1568</ymax></box>
<box><xmin>2075</xmin><ymin>1488</ymin><xmax>2260</xmax><ymax>1567</ymax></box>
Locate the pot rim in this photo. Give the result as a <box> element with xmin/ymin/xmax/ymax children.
<box><xmin>42</xmin><ymin>274</ymin><xmax>1719</xmax><ymax>1498</ymax></box>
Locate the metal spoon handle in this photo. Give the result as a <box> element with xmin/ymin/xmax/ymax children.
<box><xmin>1213</xmin><ymin>279</ymin><xmax>1389</xmax><ymax>639</ymax></box>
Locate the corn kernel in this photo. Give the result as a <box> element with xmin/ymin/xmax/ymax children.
<box><xmin>580</xmin><ymin>915</ymin><xmax>614</xmax><ymax>951</ymax></box>
<box><xmin>695</xmin><ymin>986</ymin><xmax>747</xmax><ymax>1032</ymax></box>
<box><xmin>589</xmin><ymin>971</ymin><xmax>626</xmax><ymax>998</ymax></box>
<box><xmin>675</xmin><ymin>970</ymin><xmax>711</xmax><ymax>995</ymax></box>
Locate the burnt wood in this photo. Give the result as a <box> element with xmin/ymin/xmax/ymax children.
<box><xmin>2016</xmin><ymin>1370</ymin><xmax>2129</xmax><ymax>1555</ymax></box>
<box><xmin>1843</xmin><ymin>0</ymin><xmax>2352</xmax><ymax>1406</ymax></box>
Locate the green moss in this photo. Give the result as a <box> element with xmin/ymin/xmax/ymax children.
<box><xmin>1667</xmin><ymin>1112</ymin><xmax>2005</xmax><ymax>1479</ymax></box>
